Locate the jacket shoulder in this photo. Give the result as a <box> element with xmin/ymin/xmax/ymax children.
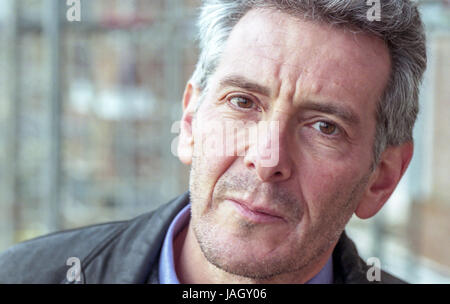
<box><xmin>333</xmin><ymin>231</ymin><xmax>408</xmax><ymax>284</ymax></box>
<box><xmin>0</xmin><ymin>215</ymin><xmax>148</xmax><ymax>283</ymax></box>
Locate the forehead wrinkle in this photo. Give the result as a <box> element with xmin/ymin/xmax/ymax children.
<box><xmin>245</xmin><ymin>44</ymin><xmax>313</xmax><ymax>104</ymax></box>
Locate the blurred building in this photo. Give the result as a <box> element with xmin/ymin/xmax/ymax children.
<box><xmin>0</xmin><ymin>0</ymin><xmax>197</xmax><ymax>246</ymax></box>
<box><xmin>0</xmin><ymin>0</ymin><xmax>448</xmax><ymax>283</ymax></box>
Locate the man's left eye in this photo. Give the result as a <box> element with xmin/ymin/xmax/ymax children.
<box><xmin>228</xmin><ymin>96</ymin><xmax>255</xmax><ymax>109</ymax></box>
<box><xmin>312</xmin><ymin>121</ymin><xmax>339</xmax><ymax>136</ymax></box>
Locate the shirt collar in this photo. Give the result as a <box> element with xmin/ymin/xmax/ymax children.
<box><xmin>158</xmin><ymin>204</ymin><xmax>190</xmax><ymax>284</ymax></box>
<box><xmin>158</xmin><ymin>204</ymin><xmax>333</xmax><ymax>284</ymax></box>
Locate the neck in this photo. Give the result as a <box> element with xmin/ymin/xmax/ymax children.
<box><xmin>174</xmin><ymin>221</ymin><xmax>336</xmax><ymax>284</ymax></box>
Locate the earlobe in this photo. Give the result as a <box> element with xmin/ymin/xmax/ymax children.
<box><xmin>355</xmin><ymin>142</ymin><xmax>413</xmax><ymax>219</ymax></box>
<box><xmin>177</xmin><ymin>82</ymin><xmax>200</xmax><ymax>165</ymax></box>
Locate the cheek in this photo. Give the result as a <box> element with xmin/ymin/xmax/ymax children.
<box><xmin>191</xmin><ymin>112</ymin><xmax>240</xmax><ymax>199</ymax></box>
<box><xmin>298</xmin><ymin>152</ymin><xmax>365</xmax><ymax>222</ymax></box>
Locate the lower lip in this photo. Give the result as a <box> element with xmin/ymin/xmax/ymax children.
<box><xmin>226</xmin><ymin>199</ymin><xmax>284</xmax><ymax>224</ymax></box>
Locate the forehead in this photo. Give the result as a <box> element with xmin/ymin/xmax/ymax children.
<box><xmin>211</xmin><ymin>8</ymin><xmax>391</xmax><ymax>112</ymax></box>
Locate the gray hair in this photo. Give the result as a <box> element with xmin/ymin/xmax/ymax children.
<box><xmin>190</xmin><ymin>0</ymin><xmax>427</xmax><ymax>166</ymax></box>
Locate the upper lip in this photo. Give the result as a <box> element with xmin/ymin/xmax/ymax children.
<box><xmin>228</xmin><ymin>197</ymin><xmax>286</xmax><ymax>221</ymax></box>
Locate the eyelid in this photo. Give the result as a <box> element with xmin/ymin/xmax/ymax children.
<box><xmin>226</xmin><ymin>93</ymin><xmax>262</xmax><ymax>112</ymax></box>
<box><xmin>311</xmin><ymin>120</ymin><xmax>343</xmax><ymax>138</ymax></box>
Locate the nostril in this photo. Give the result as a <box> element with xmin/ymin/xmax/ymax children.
<box><xmin>275</xmin><ymin>171</ymin><xmax>282</xmax><ymax>177</ymax></box>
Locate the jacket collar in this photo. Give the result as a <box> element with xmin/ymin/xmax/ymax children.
<box><xmin>332</xmin><ymin>230</ymin><xmax>374</xmax><ymax>284</ymax></box>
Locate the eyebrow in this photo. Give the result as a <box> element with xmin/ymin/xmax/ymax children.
<box><xmin>299</xmin><ymin>101</ymin><xmax>360</xmax><ymax>126</ymax></box>
<box><xmin>218</xmin><ymin>75</ymin><xmax>271</xmax><ymax>97</ymax></box>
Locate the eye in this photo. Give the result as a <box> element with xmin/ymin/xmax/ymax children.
<box><xmin>228</xmin><ymin>96</ymin><xmax>256</xmax><ymax>110</ymax></box>
<box><xmin>312</xmin><ymin>121</ymin><xmax>339</xmax><ymax>136</ymax></box>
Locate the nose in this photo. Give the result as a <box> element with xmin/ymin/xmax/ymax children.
<box><xmin>244</xmin><ymin>120</ymin><xmax>293</xmax><ymax>183</ymax></box>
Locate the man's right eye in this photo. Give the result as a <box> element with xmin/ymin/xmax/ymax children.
<box><xmin>228</xmin><ymin>96</ymin><xmax>256</xmax><ymax>110</ymax></box>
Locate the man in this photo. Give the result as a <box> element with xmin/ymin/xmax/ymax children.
<box><xmin>0</xmin><ymin>0</ymin><xmax>426</xmax><ymax>284</ymax></box>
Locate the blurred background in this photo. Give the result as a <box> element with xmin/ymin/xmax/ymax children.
<box><xmin>0</xmin><ymin>0</ymin><xmax>448</xmax><ymax>283</ymax></box>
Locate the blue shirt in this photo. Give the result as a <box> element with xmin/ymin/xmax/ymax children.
<box><xmin>158</xmin><ymin>204</ymin><xmax>334</xmax><ymax>284</ymax></box>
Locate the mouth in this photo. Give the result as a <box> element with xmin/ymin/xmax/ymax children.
<box><xmin>226</xmin><ymin>198</ymin><xmax>286</xmax><ymax>224</ymax></box>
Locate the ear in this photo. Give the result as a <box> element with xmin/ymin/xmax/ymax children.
<box><xmin>355</xmin><ymin>141</ymin><xmax>413</xmax><ymax>219</ymax></box>
<box><xmin>177</xmin><ymin>82</ymin><xmax>201</xmax><ymax>165</ymax></box>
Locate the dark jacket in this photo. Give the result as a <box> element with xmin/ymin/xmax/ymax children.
<box><xmin>0</xmin><ymin>192</ymin><xmax>405</xmax><ymax>284</ymax></box>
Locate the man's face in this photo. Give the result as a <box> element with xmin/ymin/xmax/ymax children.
<box><xmin>183</xmin><ymin>9</ymin><xmax>391</xmax><ymax>280</ymax></box>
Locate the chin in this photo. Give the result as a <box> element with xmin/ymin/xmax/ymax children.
<box><xmin>203</xmin><ymin>242</ymin><xmax>302</xmax><ymax>280</ymax></box>
<box><xmin>193</xmin><ymin>218</ymin><xmax>306</xmax><ymax>280</ymax></box>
